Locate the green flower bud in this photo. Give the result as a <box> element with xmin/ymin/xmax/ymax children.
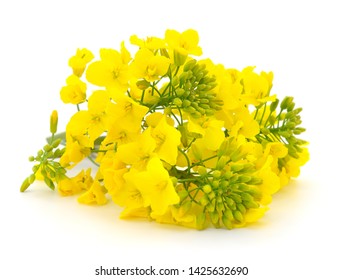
<box><xmin>280</xmin><ymin>96</ymin><xmax>294</xmax><ymax>110</ymax></box>
<box><xmin>233</xmin><ymin>210</ymin><xmax>244</xmax><ymax>223</ymax></box>
<box><xmin>28</xmin><ymin>173</ymin><xmax>36</xmax><ymax>184</ymax></box>
<box><xmin>182</xmin><ymin>100</ymin><xmax>191</xmax><ymax>107</ymax></box>
<box><xmin>237</xmin><ymin>203</ymin><xmax>246</xmax><ymax>214</ymax></box>
<box><xmin>216</xmin><ymin>202</ymin><xmax>224</xmax><ymax>212</ymax></box>
<box><xmin>238</xmin><ymin>175</ymin><xmax>251</xmax><ymax>183</ymax></box>
<box><xmin>241</xmin><ymin>192</ymin><xmax>254</xmax><ymax>202</ymax></box>
<box><xmin>270</xmin><ymin>99</ymin><xmax>279</xmax><ymax>112</ymax></box>
<box><xmin>173</xmin><ymin>97</ymin><xmax>183</xmax><ymax>107</ymax></box>
<box><xmin>171</xmin><ymin>76</ymin><xmax>179</xmax><ymax>87</ymax></box>
<box><xmin>28</xmin><ymin>156</ymin><xmax>35</xmax><ymax>162</ymax></box>
<box><xmin>183</xmin><ymin>59</ymin><xmax>197</xmax><ymax>71</ymax></box>
<box><xmin>43</xmin><ymin>144</ymin><xmax>53</xmax><ymax>152</ymax></box>
<box><xmin>175</xmin><ymin>88</ymin><xmax>185</xmax><ymax>97</ymax></box>
<box><xmin>243</xmin><ymin>200</ymin><xmax>259</xmax><ymax>209</ymax></box>
<box><xmin>212</xmin><ymin>170</ymin><xmax>221</xmax><ymax>179</ymax></box>
<box><xmin>20</xmin><ymin>177</ymin><xmax>31</xmax><ymax>192</ymax></box>
<box><xmin>136</xmin><ymin>79</ymin><xmax>150</xmax><ymax>90</ymax></box>
<box><xmin>210</xmin><ymin>211</ymin><xmax>219</xmax><ymax>224</ymax></box>
<box><xmin>32</xmin><ymin>164</ymin><xmax>40</xmax><ymax>173</ymax></box>
<box><xmin>51</xmin><ymin>138</ymin><xmax>62</xmax><ymax>148</ymax></box>
<box><xmin>200</xmin><ymin>196</ymin><xmax>209</xmax><ymax>206</ymax></box>
<box><xmin>197</xmin><ymin>166</ymin><xmax>207</xmax><ymax>176</ymax></box>
<box><xmin>216</xmin><ymin>156</ymin><xmax>229</xmax><ymax>170</ymax></box>
<box><xmin>202</xmin><ymin>184</ymin><xmax>212</xmax><ymax>194</ymax></box>
<box><xmin>222</xmin><ymin>215</ymin><xmax>233</xmax><ymax>229</ymax></box>
<box><xmin>50</xmin><ymin>110</ymin><xmax>58</xmax><ymax>134</ymax></box>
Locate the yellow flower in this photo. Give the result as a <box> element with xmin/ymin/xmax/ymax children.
<box><xmin>66</xmin><ymin>90</ymin><xmax>110</xmax><ymax>144</ymax></box>
<box><xmin>107</xmin><ymin>95</ymin><xmax>149</xmax><ymax>132</ymax></box>
<box><xmin>60</xmin><ymin>75</ymin><xmax>87</xmax><ymax>104</ymax></box>
<box><xmin>60</xmin><ymin>137</ymin><xmax>91</xmax><ymax>168</ymax></box>
<box><xmin>57</xmin><ymin>169</ymin><xmax>93</xmax><ymax>196</ymax></box>
<box><xmin>125</xmin><ymin>158</ymin><xmax>179</xmax><ymax>215</ymax></box>
<box><xmin>116</xmin><ymin>128</ymin><xmax>156</xmax><ymax>170</ymax></box>
<box><xmin>150</xmin><ymin>115</ymin><xmax>181</xmax><ymax>165</ymax></box>
<box><xmin>187</xmin><ymin>117</ymin><xmax>225</xmax><ymax>151</ymax></box>
<box><xmin>68</xmin><ymin>48</ymin><xmax>94</xmax><ymax>77</ymax></box>
<box><xmin>219</xmin><ymin>107</ymin><xmax>260</xmax><ymax>139</ymax></box>
<box><xmin>86</xmin><ymin>45</ymin><xmax>131</xmax><ymax>98</ymax></box>
<box><xmin>131</xmin><ymin>48</ymin><xmax>170</xmax><ymax>82</ymax></box>
<box><xmin>241</xmin><ymin>67</ymin><xmax>276</xmax><ymax>106</ymax></box>
<box><xmin>78</xmin><ymin>180</ymin><xmax>107</xmax><ymax>205</ymax></box>
<box><xmin>130</xmin><ymin>35</ymin><xmax>166</xmax><ymax>50</ymax></box>
<box><xmin>165</xmin><ymin>29</ymin><xmax>202</xmax><ymax>56</ymax></box>
<box><xmin>165</xmin><ymin>29</ymin><xmax>202</xmax><ymax>65</ymax></box>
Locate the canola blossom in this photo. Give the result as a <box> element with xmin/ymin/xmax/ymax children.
<box><xmin>21</xmin><ymin>29</ymin><xmax>309</xmax><ymax>230</ymax></box>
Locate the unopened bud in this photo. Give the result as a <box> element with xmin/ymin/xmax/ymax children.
<box><xmin>202</xmin><ymin>184</ymin><xmax>212</xmax><ymax>194</ymax></box>
<box><xmin>136</xmin><ymin>79</ymin><xmax>150</xmax><ymax>90</ymax></box>
<box><xmin>183</xmin><ymin>59</ymin><xmax>197</xmax><ymax>71</ymax></box>
<box><xmin>233</xmin><ymin>210</ymin><xmax>244</xmax><ymax>223</ymax></box>
<box><xmin>175</xmin><ymin>88</ymin><xmax>185</xmax><ymax>97</ymax></box>
<box><xmin>173</xmin><ymin>97</ymin><xmax>182</xmax><ymax>107</ymax></box>
<box><xmin>50</xmin><ymin>110</ymin><xmax>58</xmax><ymax>134</ymax></box>
<box><xmin>197</xmin><ymin>166</ymin><xmax>207</xmax><ymax>176</ymax></box>
<box><xmin>210</xmin><ymin>211</ymin><xmax>219</xmax><ymax>224</ymax></box>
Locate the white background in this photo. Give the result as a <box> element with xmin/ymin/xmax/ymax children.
<box><xmin>1</xmin><ymin>0</ymin><xmax>341</xmax><ymax>279</ymax></box>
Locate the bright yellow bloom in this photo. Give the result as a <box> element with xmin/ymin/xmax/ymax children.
<box><xmin>58</xmin><ymin>168</ymin><xmax>93</xmax><ymax>196</ymax></box>
<box><xmin>219</xmin><ymin>107</ymin><xmax>260</xmax><ymax>139</ymax></box>
<box><xmin>241</xmin><ymin>67</ymin><xmax>276</xmax><ymax>106</ymax></box>
<box><xmin>78</xmin><ymin>180</ymin><xmax>107</xmax><ymax>205</ymax></box>
<box><xmin>165</xmin><ymin>29</ymin><xmax>202</xmax><ymax>56</ymax></box>
<box><xmin>60</xmin><ymin>75</ymin><xmax>87</xmax><ymax>104</ymax></box>
<box><xmin>165</xmin><ymin>29</ymin><xmax>202</xmax><ymax>65</ymax></box>
<box><xmin>68</xmin><ymin>48</ymin><xmax>94</xmax><ymax>77</ymax></box>
<box><xmin>66</xmin><ymin>90</ymin><xmax>110</xmax><ymax>144</ymax></box>
<box><xmin>130</xmin><ymin>35</ymin><xmax>166</xmax><ymax>50</ymax></box>
<box><xmin>150</xmin><ymin>115</ymin><xmax>181</xmax><ymax>165</ymax></box>
<box><xmin>107</xmin><ymin>95</ymin><xmax>149</xmax><ymax>132</ymax></box>
<box><xmin>60</xmin><ymin>136</ymin><xmax>91</xmax><ymax>168</ymax></box>
<box><xmin>86</xmin><ymin>45</ymin><xmax>131</xmax><ymax>98</ymax></box>
<box><xmin>116</xmin><ymin>128</ymin><xmax>156</xmax><ymax>170</ymax></box>
<box><xmin>125</xmin><ymin>158</ymin><xmax>179</xmax><ymax>215</ymax></box>
<box><xmin>131</xmin><ymin>48</ymin><xmax>170</xmax><ymax>82</ymax></box>
<box><xmin>187</xmin><ymin>117</ymin><xmax>225</xmax><ymax>151</ymax></box>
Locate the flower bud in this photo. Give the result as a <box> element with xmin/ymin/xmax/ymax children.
<box><xmin>173</xmin><ymin>97</ymin><xmax>183</xmax><ymax>107</ymax></box>
<box><xmin>197</xmin><ymin>166</ymin><xmax>207</xmax><ymax>176</ymax></box>
<box><xmin>202</xmin><ymin>184</ymin><xmax>212</xmax><ymax>194</ymax></box>
<box><xmin>210</xmin><ymin>211</ymin><xmax>219</xmax><ymax>224</ymax></box>
<box><xmin>175</xmin><ymin>88</ymin><xmax>185</xmax><ymax>97</ymax></box>
<box><xmin>233</xmin><ymin>210</ymin><xmax>244</xmax><ymax>223</ymax></box>
<box><xmin>183</xmin><ymin>59</ymin><xmax>197</xmax><ymax>71</ymax></box>
<box><xmin>136</xmin><ymin>79</ymin><xmax>150</xmax><ymax>90</ymax></box>
<box><xmin>50</xmin><ymin>110</ymin><xmax>58</xmax><ymax>134</ymax></box>
<box><xmin>222</xmin><ymin>215</ymin><xmax>233</xmax><ymax>229</ymax></box>
<box><xmin>20</xmin><ymin>177</ymin><xmax>31</xmax><ymax>192</ymax></box>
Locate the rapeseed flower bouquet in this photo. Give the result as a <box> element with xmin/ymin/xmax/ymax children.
<box><xmin>21</xmin><ymin>29</ymin><xmax>309</xmax><ymax>229</ymax></box>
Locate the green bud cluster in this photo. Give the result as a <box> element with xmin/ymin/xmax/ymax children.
<box><xmin>191</xmin><ymin>137</ymin><xmax>262</xmax><ymax>229</ymax></box>
<box><xmin>197</xmin><ymin>165</ymin><xmax>262</xmax><ymax>229</ymax></box>
<box><xmin>21</xmin><ymin>121</ymin><xmax>66</xmax><ymax>192</ymax></box>
<box><xmin>258</xmin><ymin>96</ymin><xmax>307</xmax><ymax>159</ymax></box>
<box><xmin>172</xmin><ymin>59</ymin><xmax>223</xmax><ymax>118</ymax></box>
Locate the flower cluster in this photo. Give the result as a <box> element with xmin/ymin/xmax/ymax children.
<box><xmin>22</xmin><ymin>29</ymin><xmax>309</xmax><ymax>229</ymax></box>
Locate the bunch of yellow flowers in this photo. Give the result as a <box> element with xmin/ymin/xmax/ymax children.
<box><xmin>21</xmin><ymin>29</ymin><xmax>309</xmax><ymax>229</ymax></box>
